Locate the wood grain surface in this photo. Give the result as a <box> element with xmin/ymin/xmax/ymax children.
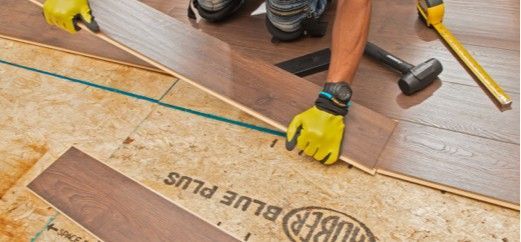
<box><xmin>378</xmin><ymin>122</ymin><xmax>520</xmax><ymax>207</ymax></box>
<box><xmin>12</xmin><ymin>0</ymin><xmax>520</xmax><ymax>208</ymax></box>
<box><xmin>27</xmin><ymin>147</ymin><xmax>239</xmax><ymax>242</ymax></box>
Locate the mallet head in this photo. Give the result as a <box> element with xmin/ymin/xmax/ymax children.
<box><xmin>398</xmin><ymin>58</ymin><xmax>443</xmax><ymax>95</ymax></box>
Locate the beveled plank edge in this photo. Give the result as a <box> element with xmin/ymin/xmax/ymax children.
<box><xmin>0</xmin><ymin>35</ymin><xmax>165</xmax><ymax>74</ymax></box>
<box><xmin>27</xmin><ymin>147</ymin><xmax>242</xmax><ymax>241</ymax></box>
<box><xmin>376</xmin><ymin>169</ymin><xmax>520</xmax><ymax>211</ymax></box>
<box><xmin>26</xmin><ymin>0</ymin><xmax>386</xmax><ymax>174</ymax></box>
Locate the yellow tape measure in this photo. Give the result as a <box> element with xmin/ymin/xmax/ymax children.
<box><xmin>417</xmin><ymin>0</ymin><xmax>512</xmax><ymax>107</ymax></box>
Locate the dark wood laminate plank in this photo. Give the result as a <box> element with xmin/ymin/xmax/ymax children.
<box><xmin>0</xmin><ymin>0</ymin><xmax>156</xmax><ymax>70</ymax></box>
<box><xmin>160</xmin><ymin>0</ymin><xmax>334</xmax><ymax>63</ymax></box>
<box><xmin>361</xmin><ymin>36</ymin><xmax>520</xmax><ymax>93</ymax></box>
<box><xmin>376</xmin><ymin>122</ymin><xmax>520</xmax><ymax>208</ymax></box>
<box><xmin>349</xmin><ymin>69</ymin><xmax>520</xmax><ymax>145</ymax></box>
<box><xmin>28</xmin><ymin>147</ymin><xmax>239</xmax><ymax>242</ymax></box>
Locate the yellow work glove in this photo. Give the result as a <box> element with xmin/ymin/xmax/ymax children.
<box><xmin>43</xmin><ymin>0</ymin><xmax>99</xmax><ymax>33</ymax></box>
<box><xmin>286</xmin><ymin>82</ymin><xmax>352</xmax><ymax>165</ymax></box>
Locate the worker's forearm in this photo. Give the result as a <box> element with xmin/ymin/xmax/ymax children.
<box><xmin>326</xmin><ymin>0</ymin><xmax>371</xmax><ymax>84</ymax></box>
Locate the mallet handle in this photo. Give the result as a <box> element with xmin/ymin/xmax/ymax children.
<box><xmin>364</xmin><ymin>42</ymin><xmax>414</xmax><ymax>74</ymax></box>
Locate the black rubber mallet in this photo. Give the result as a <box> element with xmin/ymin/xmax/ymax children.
<box><xmin>276</xmin><ymin>42</ymin><xmax>443</xmax><ymax>95</ymax></box>
<box><xmin>364</xmin><ymin>42</ymin><xmax>443</xmax><ymax>95</ymax></box>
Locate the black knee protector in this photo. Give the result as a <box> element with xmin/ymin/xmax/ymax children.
<box><xmin>266</xmin><ymin>7</ymin><xmax>329</xmax><ymax>42</ymax></box>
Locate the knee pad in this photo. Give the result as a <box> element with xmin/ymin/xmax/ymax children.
<box><xmin>266</xmin><ymin>15</ymin><xmax>329</xmax><ymax>42</ymax></box>
<box><xmin>192</xmin><ymin>0</ymin><xmax>244</xmax><ymax>22</ymax></box>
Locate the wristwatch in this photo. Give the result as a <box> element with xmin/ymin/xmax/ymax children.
<box><xmin>315</xmin><ymin>82</ymin><xmax>353</xmax><ymax>116</ymax></box>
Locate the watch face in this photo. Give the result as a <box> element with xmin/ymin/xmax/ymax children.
<box><xmin>336</xmin><ymin>87</ymin><xmax>352</xmax><ymax>102</ymax></box>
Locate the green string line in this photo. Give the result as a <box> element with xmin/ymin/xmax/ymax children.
<box><xmin>0</xmin><ymin>59</ymin><xmax>285</xmax><ymax>137</ymax></box>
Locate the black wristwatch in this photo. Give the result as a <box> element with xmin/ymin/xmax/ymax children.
<box><xmin>315</xmin><ymin>82</ymin><xmax>353</xmax><ymax>116</ymax></box>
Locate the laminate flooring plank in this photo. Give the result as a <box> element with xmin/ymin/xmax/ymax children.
<box><xmin>376</xmin><ymin>122</ymin><xmax>520</xmax><ymax>208</ymax></box>
<box><xmin>360</xmin><ymin>36</ymin><xmax>520</xmax><ymax>93</ymax></box>
<box><xmin>304</xmin><ymin>60</ymin><xmax>520</xmax><ymax>145</ymax></box>
<box><xmin>167</xmin><ymin>1</ymin><xmax>520</xmax><ymax>93</ymax></box>
<box><xmin>2</xmin><ymin>0</ymin><xmax>325</xmax><ymax>70</ymax></box>
<box><xmin>349</xmin><ymin>69</ymin><xmax>520</xmax><ymax>144</ymax></box>
<box><xmin>27</xmin><ymin>147</ymin><xmax>239</xmax><ymax>242</ymax></box>
<box><xmin>0</xmin><ymin>0</ymin><xmax>156</xmax><ymax>70</ymax></box>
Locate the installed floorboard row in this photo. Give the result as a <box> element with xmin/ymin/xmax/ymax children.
<box><xmin>28</xmin><ymin>147</ymin><xmax>239</xmax><ymax>241</ymax></box>
<box><xmin>377</xmin><ymin>122</ymin><xmax>520</xmax><ymax>209</ymax></box>
<box><xmin>27</xmin><ymin>0</ymin><xmax>396</xmax><ymax>173</ymax></box>
<box><xmin>350</xmin><ymin>69</ymin><xmax>519</xmax><ymax>144</ymax></box>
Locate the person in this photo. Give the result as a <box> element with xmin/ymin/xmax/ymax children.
<box><xmin>42</xmin><ymin>0</ymin><xmax>371</xmax><ymax>165</ymax></box>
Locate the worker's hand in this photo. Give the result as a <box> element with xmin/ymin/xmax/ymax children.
<box><xmin>286</xmin><ymin>82</ymin><xmax>352</xmax><ymax>165</ymax></box>
<box><xmin>43</xmin><ymin>0</ymin><xmax>99</xmax><ymax>33</ymax></box>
